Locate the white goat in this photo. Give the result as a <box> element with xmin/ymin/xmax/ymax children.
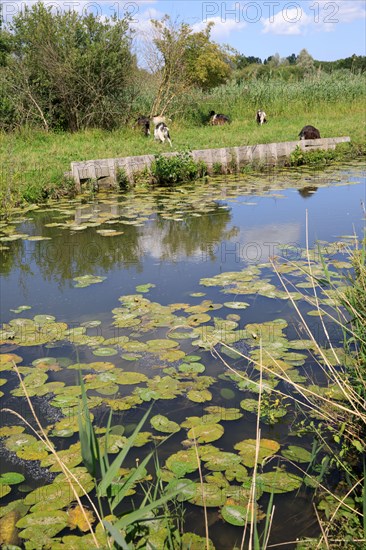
<box><xmin>154</xmin><ymin>122</ymin><xmax>172</xmax><ymax>147</ymax></box>
<box><xmin>256</xmin><ymin>110</ymin><xmax>267</xmax><ymax>125</ymax></box>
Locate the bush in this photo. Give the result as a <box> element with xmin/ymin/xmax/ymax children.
<box><xmin>151</xmin><ymin>150</ymin><xmax>207</xmax><ymax>185</ymax></box>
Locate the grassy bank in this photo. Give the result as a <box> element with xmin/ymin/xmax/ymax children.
<box><xmin>1</xmin><ymin>98</ymin><xmax>365</xmax><ymax>215</ymax></box>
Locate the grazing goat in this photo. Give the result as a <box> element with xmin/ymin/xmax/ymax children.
<box><xmin>154</xmin><ymin>122</ymin><xmax>172</xmax><ymax>147</ymax></box>
<box><xmin>299</xmin><ymin>125</ymin><xmax>321</xmax><ymax>140</ymax></box>
<box><xmin>256</xmin><ymin>110</ymin><xmax>267</xmax><ymax>125</ymax></box>
<box><xmin>209</xmin><ymin>111</ymin><xmax>230</xmax><ymax>125</ymax></box>
<box><xmin>152</xmin><ymin>115</ymin><xmax>168</xmax><ymax>127</ymax></box>
<box><xmin>135</xmin><ymin>115</ymin><xmax>150</xmax><ymax>137</ymax></box>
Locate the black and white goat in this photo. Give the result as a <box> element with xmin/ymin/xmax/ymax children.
<box><xmin>154</xmin><ymin>122</ymin><xmax>172</xmax><ymax>147</ymax></box>
<box><xmin>256</xmin><ymin>110</ymin><xmax>267</xmax><ymax>125</ymax></box>
<box><xmin>299</xmin><ymin>125</ymin><xmax>321</xmax><ymax>140</ymax></box>
<box><xmin>135</xmin><ymin>115</ymin><xmax>150</xmax><ymax>136</ymax></box>
<box><xmin>209</xmin><ymin>111</ymin><xmax>230</xmax><ymax>125</ymax></box>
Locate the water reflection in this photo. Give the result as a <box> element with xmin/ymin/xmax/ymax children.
<box><xmin>298</xmin><ymin>186</ymin><xmax>318</xmax><ymax>198</ymax></box>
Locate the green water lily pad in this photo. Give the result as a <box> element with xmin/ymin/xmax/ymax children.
<box><xmin>247</xmin><ymin>468</ymin><xmax>303</xmax><ymax>493</ymax></box>
<box><xmin>281</xmin><ymin>445</ymin><xmax>312</xmax><ymax>463</ymax></box>
<box><xmin>225</xmin><ymin>464</ymin><xmax>248</xmax><ymax>482</ymax></box>
<box><xmin>204</xmin><ymin>407</ymin><xmax>243</xmax><ymax>421</ymax></box>
<box><xmin>0</xmin><ymin>473</ymin><xmax>25</xmax><ymax>485</ymax></box>
<box><xmin>187</xmin><ymin>313</ymin><xmax>211</xmax><ymax>326</ymax></box>
<box><xmin>220</xmin><ymin>388</ymin><xmax>236</xmax><ymax>400</ymax></box>
<box><xmin>136</xmin><ymin>283</ymin><xmax>156</xmax><ymax>293</ymax></box>
<box><xmin>187</xmin><ymin>389</ymin><xmax>212</xmax><ymax>403</ymax></box>
<box><xmin>150</xmin><ymin>415</ymin><xmax>180</xmax><ymax>434</ymax></box>
<box><xmin>179</xmin><ymin>362</ymin><xmax>205</xmax><ymax>374</ymax></box>
<box><xmin>221</xmin><ymin>504</ymin><xmax>248</xmax><ymax>526</ymax></box>
<box><xmin>73</xmin><ymin>275</ymin><xmax>106</xmax><ymax>288</ymax></box>
<box><xmin>187</xmin><ymin>423</ymin><xmax>224</xmax><ymax>444</ymax></box>
<box><xmin>33</xmin><ymin>314</ymin><xmax>56</xmax><ymax>325</ymax></box>
<box><xmin>92</xmin><ymin>347</ymin><xmax>118</xmax><ymax>357</ymax></box>
<box><xmin>202</xmin><ymin>451</ymin><xmax>242</xmax><ymax>472</ymax></box>
<box><xmin>165</xmin><ymin>450</ymin><xmax>199</xmax><ymax>477</ymax></box>
<box><xmin>188</xmin><ymin>482</ymin><xmax>227</xmax><ymax>507</ymax></box>
<box><xmin>16</xmin><ymin>509</ymin><xmax>68</xmax><ymax>538</ymax></box>
<box><xmin>146</xmin><ymin>339</ymin><xmax>179</xmax><ymax>351</ymax></box>
<box><xmin>234</xmin><ymin>438</ymin><xmax>280</xmax><ymax>468</ymax></box>
<box><xmin>10</xmin><ymin>305</ymin><xmax>32</xmax><ymax>314</ymax></box>
<box><xmin>223</xmin><ymin>301</ymin><xmax>250</xmax><ymax>309</ymax></box>
<box><xmin>116</xmin><ymin>371</ymin><xmax>148</xmax><ymax>385</ymax></box>
<box><xmin>0</xmin><ymin>485</ymin><xmax>11</xmax><ymax>498</ymax></box>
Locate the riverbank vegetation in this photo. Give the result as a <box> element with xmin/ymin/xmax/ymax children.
<box><xmin>0</xmin><ymin>3</ymin><xmax>366</xmax><ymax>214</ymax></box>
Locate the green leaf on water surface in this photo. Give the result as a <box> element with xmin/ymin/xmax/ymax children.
<box><xmin>189</xmin><ymin>292</ymin><xmax>206</xmax><ymax>297</ymax></box>
<box><xmin>202</xmin><ymin>451</ymin><xmax>242</xmax><ymax>472</ymax></box>
<box><xmin>187</xmin><ymin>389</ymin><xmax>212</xmax><ymax>403</ymax></box>
<box><xmin>115</xmin><ymin>371</ymin><xmax>148</xmax><ymax>385</ymax></box>
<box><xmin>246</xmin><ymin>468</ymin><xmax>303</xmax><ymax>493</ymax></box>
<box><xmin>150</xmin><ymin>415</ymin><xmax>180</xmax><ymax>434</ymax></box>
<box><xmin>135</xmin><ymin>283</ymin><xmax>156</xmax><ymax>293</ymax></box>
<box><xmin>104</xmin><ymin>395</ymin><xmax>143</xmax><ymax>411</ymax></box>
<box><xmin>16</xmin><ymin>510</ymin><xmax>68</xmax><ymax>538</ymax></box>
<box><xmin>223</xmin><ymin>301</ymin><xmax>250</xmax><ymax>309</ymax></box>
<box><xmin>281</xmin><ymin>445</ymin><xmax>312</xmax><ymax>463</ymax></box>
<box><xmin>188</xmin><ymin>482</ymin><xmax>227</xmax><ymax>507</ymax></box>
<box><xmin>204</xmin><ymin>406</ymin><xmax>243</xmax><ymax>421</ymax></box>
<box><xmin>0</xmin><ymin>354</ymin><xmax>23</xmax><ymax>370</ymax></box>
<box><xmin>181</xmin><ymin>532</ymin><xmax>216</xmax><ymax>549</ymax></box>
<box><xmin>187</xmin><ymin>313</ymin><xmax>211</xmax><ymax>326</ymax></box>
<box><xmin>80</xmin><ymin>320</ymin><xmax>102</xmax><ymax>328</ymax></box>
<box><xmin>33</xmin><ymin>314</ymin><xmax>56</xmax><ymax>325</ymax></box>
<box><xmin>137</xmin><ymin>375</ymin><xmax>182</xmax><ymax>401</ymax></box>
<box><xmin>146</xmin><ymin>339</ymin><xmax>179</xmax><ymax>351</ymax></box>
<box><xmin>0</xmin><ymin>426</ymin><xmax>25</xmax><ymax>437</ymax></box>
<box><xmin>220</xmin><ymin>504</ymin><xmax>249</xmax><ymax>526</ymax></box>
<box><xmin>165</xmin><ymin>479</ymin><xmax>196</xmax><ymax>502</ymax></box>
<box><xmin>0</xmin><ymin>473</ymin><xmax>25</xmax><ymax>486</ymax></box>
<box><xmin>92</xmin><ymin>347</ymin><xmax>118</xmax><ymax>357</ymax></box>
<box><xmin>182</xmin><ymin>355</ymin><xmax>201</xmax><ymax>362</ymax></box>
<box><xmin>72</xmin><ymin>275</ymin><xmax>106</xmax><ymax>288</ymax></box>
<box><xmin>234</xmin><ymin>438</ymin><xmax>280</xmax><ymax>468</ymax></box>
<box><xmin>165</xmin><ymin>449</ymin><xmax>199</xmax><ymax>477</ymax></box>
<box><xmin>0</xmin><ymin>485</ymin><xmax>11</xmax><ymax>499</ymax></box>
<box><xmin>181</xmin><ymin>415</ymin><xmax>221</xmax><ymax>429</ymax></box>
<box><xmin>187</xmin><ymin>423</ymin><xmax>224</xmax><ymax>444</ymax></box>
<box><xmin>122</xmin><ymin>341</ymin><xmax>148</xmax><ymax>352</ymax></box>
<box><xmin>10</xmin><ymin>305</ymin><xmax>32</xmax><ymax>314</ymax></box>
<box><xmin>160</xmin><ymin>349</ymin><xmax>186</xmax><ymax>362</ymax></box>
<box><xmin>179</xmin><ymin>362</ymin><xmax>205</xmax><ymax>374</ymax></box>
<box><xmin>225</xmin><ymin>464</ymin><xmax>248</xmax><ymax>483</ymax></box>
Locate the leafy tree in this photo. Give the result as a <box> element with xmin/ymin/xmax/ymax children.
<box><xmin>296</xmin><ymin>48</ymin><xmax>315</xmax><ymax>72</ymax></box>
<box><xmin>286</xmin><ymin>53</ymin><xmax>297</xmax><ymax>65</ymax></box>
<box><xmin>183</xmin><ymin>23</ymin><xmax>232</xmax><ymax>90</ymax></box>
<box><xmin>3</xmin><ymin>2</ymin><xmax>136</xmax><ymax>131</ymax></box>
<box><xmin>148</xmin><ymin>16</ymin><xmax>232</xmax><ymax>116</ymax></box>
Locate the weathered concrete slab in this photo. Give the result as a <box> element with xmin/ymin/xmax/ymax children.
<box><xmin>70</xmin><ymin>136</ymin><xmax>351</xmax><ymax>190</ymax></box>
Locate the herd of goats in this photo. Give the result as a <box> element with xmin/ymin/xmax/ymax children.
<box><xmin>134</xmin><ymin>110</ymin><xmax>321</xmax><ymax>148</ymax></box>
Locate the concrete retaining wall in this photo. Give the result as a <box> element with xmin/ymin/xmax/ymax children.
<box><xmin>70</xmin><ymin>136</ymin><xmax>351</xmax><ymax>190</ymax></box>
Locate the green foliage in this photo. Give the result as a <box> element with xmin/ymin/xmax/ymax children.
<box><xmin>151</xmin><ymin>150</ymin><xmax>207</xmax><ymax>185</ymax></box>
<box><xmin>1</xmin><ymin>2</ymin><xmax>135</xmax><ymax>131</ymax></box>
<box><xmin>78</xmin><ymin>376</ymin><xmax>183</xmax><ymax>548</ymax></box>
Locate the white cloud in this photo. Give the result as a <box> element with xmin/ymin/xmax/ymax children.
<box><xmin>262</xmin><ymin>7</ymin><xmax>313</xmax><ymax>36</ymax></box>
<box><xmin>192</xmin><ymin>17</ymin><xmax>247</xmax><ymax>40</ymax></box>
<box><xmin>261</xmin><ymin>1</ymin><xmax>366</xmax><ymax>36</ymax></box>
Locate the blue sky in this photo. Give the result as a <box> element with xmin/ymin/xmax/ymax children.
<box><xmin>3</xmin><ymin>1</ymin><xmax>366</xmax><ymax>61</ymax></box>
